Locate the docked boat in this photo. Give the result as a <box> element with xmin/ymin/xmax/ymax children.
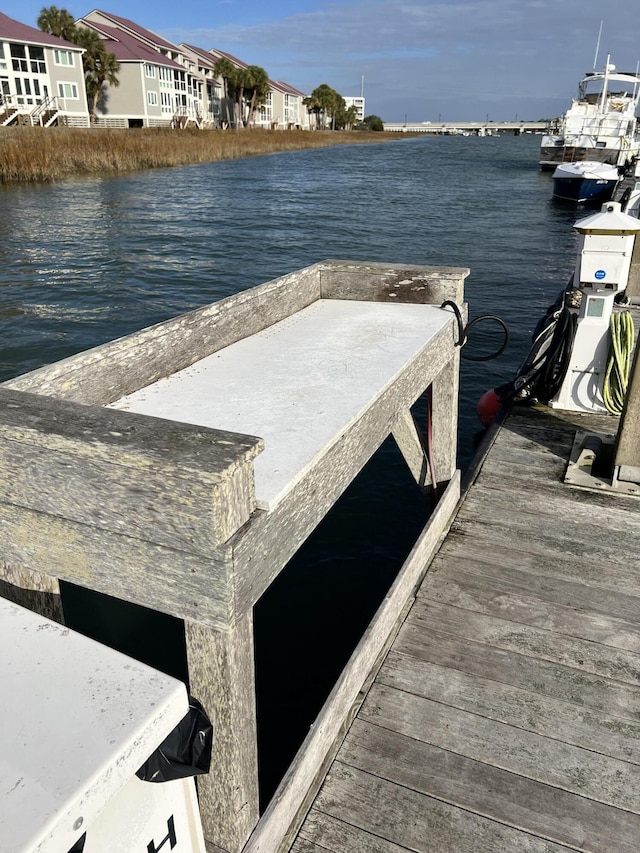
<box><xmin>540</xmin><ymin>57</ymin><xmax>640</xmax><ymax>171</ymax></box>
<box><xmin>551</xmin><ymin>160</ymin><xmax>620</xmax><ymax>203</ymax></box>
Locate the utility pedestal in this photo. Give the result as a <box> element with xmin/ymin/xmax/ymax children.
<box><xmin>551</xmin><ymin>202</ymin><xmax>640</xmax><ymax>412</ymax></box>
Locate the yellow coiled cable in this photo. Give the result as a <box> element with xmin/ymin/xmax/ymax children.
<box><xmin>603</xmin><ymin>310</ymin><xmax>635</xmax><ymax>415</ymax></box>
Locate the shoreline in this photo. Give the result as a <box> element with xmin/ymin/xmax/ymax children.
<box><xmin>0</xmin><ymin>126</ymin><xmax>414</xmax><ymax>184</ymax></box>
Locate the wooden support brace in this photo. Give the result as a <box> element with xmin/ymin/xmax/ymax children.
<box><xmin>391</xmin><ymin>409</ymin><xmax>430</xmax><ymax>491</ymax></box>
<box><xmin>185</xmin><ymin>614</ymin><xmax>259</xmax><ymax>853</ymax></box>
<box><xmin>429</xmin><ymin>351</ymin><xmax>460</xmax><ymax>485</ymax></box>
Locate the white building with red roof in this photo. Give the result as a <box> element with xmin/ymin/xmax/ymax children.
<box><xmin>0</xmin><ymin>11</ymin><xmax>89</xmax><ymax>127</ymax></box>
<box><xmin>79</xmin><ymin>9</ymin><xmax>216</xmax><ymax>127</ymax></box>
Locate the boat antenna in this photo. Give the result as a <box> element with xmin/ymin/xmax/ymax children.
<box><xmin>593</xmin><ymin>20</ymin><xmax>603</xmax><ymax>70</ymax></box>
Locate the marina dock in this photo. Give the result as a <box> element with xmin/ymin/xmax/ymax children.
<box><xmin>291</xmin><ymin>402</ymin><xmax>640</xmax><ymax>852</ymax></box>
<box><xmin>3</xmin><ymin>251</ymin><xmax>640</xmax><ymax>852</ymax></box>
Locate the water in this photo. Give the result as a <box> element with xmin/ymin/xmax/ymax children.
<box><xmin>0</xmin><ymin>134</ymin><xmax>583</xmax><ymax>804</ymax></box>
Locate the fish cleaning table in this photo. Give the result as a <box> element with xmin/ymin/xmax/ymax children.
<box><xmin>110</xmin><ymin>299</ymin><xmax>452</xmax><ymax>511</ymax></box>
<box><xmin>0</xmin><ymin>260</ymin><xmax>468</xmax><ymax>852</ymax></box>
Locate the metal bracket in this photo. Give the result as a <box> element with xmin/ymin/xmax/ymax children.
<box><xmin>564</xmin><ymin>430</ymin><xmax>640</xmax><ymax>495</ymax></box>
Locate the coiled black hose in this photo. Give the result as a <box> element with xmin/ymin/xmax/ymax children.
<box><xmin>441</xmin><ymin>300</ymin><xmax>510</xmax><ymax>361</ymax></box>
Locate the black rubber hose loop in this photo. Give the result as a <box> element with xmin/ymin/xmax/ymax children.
<box><xmin>462</xmin><ymin>315</ymin><xmax>510</xmax><ymax>362</ymax></box>
<box><xmin>441</xmin><ymin>300</ymin><xmax>467</xmax><ymax>347</ymax></box>
<box><xmin>440</xmin><ymin>300</ymin><xmax>510</xmax><ymax>362</ymax></box>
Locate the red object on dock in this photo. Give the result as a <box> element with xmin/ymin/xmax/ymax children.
<box><xmin>477</xmin><ymin>388</ymin><xmax>502</xmax><ymax>427</ymax></box>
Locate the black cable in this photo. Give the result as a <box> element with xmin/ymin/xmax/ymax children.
<box><xmin>440</xmin><ymin>300</ymin><xmax>510</xmax><ymax>362</ymax></box>
<box><xmin>461</xmin><ymin>315</ymin><xmax>510</xmax><ymax>361</ymax></box>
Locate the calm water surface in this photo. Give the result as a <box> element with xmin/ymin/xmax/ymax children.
<box><xmin>0</xmin><ymin>133</ymin><xmax>583</xmax><ymax>802</ymax></box>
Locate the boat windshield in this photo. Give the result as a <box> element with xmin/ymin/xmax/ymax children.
<box><xmin>578</xmin><ymin>72</ymin><xmax>640</xmax><ymax>105</ymax></box>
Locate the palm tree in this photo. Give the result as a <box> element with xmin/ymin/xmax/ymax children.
<box><xmin>37</xmin><ymin>6</ymin><xmax>76</xmax><ymax>40</ymax></box>
<box><xmin>74</xmin><ymin>27</ymin><xmax>120</xmax><ymax>119</ymax></box>
<box><xmin>213</xmin><ymin>56</ymin><xmax>238</xmax><ymax>128</ymax></box>
<box><xmin>243</xmin><ymin>65</ymin><xmax>270</xmax><ymax>127</ymax></box>
<box><xmin>305</xmin><ymin>84</ymin><xmax>344</xmax><ymax>130</ymax></box>
<box><xmin>303</xmin><ymin>93</ymin><xmax>322</xmax><ymax>129</ymax></box>
<box><xmin>38</xmin><ymin>9</ymin><xmax>121</xmax><ymax>119</ymax></box>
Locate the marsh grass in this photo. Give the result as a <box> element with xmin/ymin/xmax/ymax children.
<box><xmin>0</xmin><ymin>126</ymin><xmax>410</xmax><ymax>183</ymax></box>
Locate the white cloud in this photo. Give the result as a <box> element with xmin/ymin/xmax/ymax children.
<box><xmin>163</xmin><ymin>0</ymin><xmax>640</xmax><ymax>121</ymax></box>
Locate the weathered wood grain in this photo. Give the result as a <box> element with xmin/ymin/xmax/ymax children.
<box><xmin>186</xmin><ymin>615</ymin><xmax>259</xmax><ymax>853</ymax></box>
<box><xmin>4</xmin><ymin>265</ymin><xmax>322</xmax><ymax>404</ymax></box>
<box><xmin>359</xmin><ymin>682</ymin><xmax>640</xmax><ymax>811</ymax></box>
<box><xmin>379</xmin><ymin>651</ymin><xmax>640</xmax><ymax>765</ymax></box>
<box><xmin>407</xmin><ymin>600</ymin><xmax>640</xmax><ymax>687</ymax></box>
<box><xmin>430</xmin><ymin>351</ymin><xmax>460</xmax><ymax>484</ymax></box>
<box><xmin>318</xmin><ymin>260</ymin><xmax>469</xmax><ymax>305</ymax></box>
<box><xmin>0</xmin><ymin>561</ymin><xmax>63</xmax><ymax>623</ymax></box>
<box><xmin>313</xmin><ymin>763</ymin><xmax>574</xmax><ymax>852</ymax></box>
<box><xmin>395</xmin><ymin>619</ymin><xmax>640</xmax><ymax>721</ymax></box>
<box><xmin>418</xmin><ymin>561</ymin><xmax>640</xmax><ymax>645</ymax></box>
<box><xmin>0</xmin><ymin>388</ymin><xmax>261</xmax><ymax>551</ymax></box>
<box><xmin>294</xmin><ymin>810</ymin><xmax>422</xmax><ymax>853</ymax></box>
<box><xmin>391</xmin><ymin>408</ymin><xmax>429</xmax><ymax>489</ymax></box>
<box><xmin>341</xmin><ymin>718</ymin><xmax>640</xmax><ymax>853</ymax></box>
<box><xmin>0</xmin><ymin>500</ymin><xmax>233</xmax><ymax>628</ymax></box>
<box><xmin>441</xmin><ymin>516</ymin><xmax>638</xmax><ymax>595</ymax></box>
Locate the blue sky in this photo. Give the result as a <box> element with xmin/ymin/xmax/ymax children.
<box><xmin>7</xmin><ymin>0</ymin><xmax>640</xmax><ymax>122</ymax></box>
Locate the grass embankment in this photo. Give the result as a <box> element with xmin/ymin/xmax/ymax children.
<box><xmin>0</xmin><ymin>126</ymin><xmax>410</xmax><ymax>183</ymax></box>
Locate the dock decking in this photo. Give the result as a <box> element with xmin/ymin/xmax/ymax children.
<box><xmin>292</xmin><ymin>403</ymin><xmax>640</xmax><ymax>852</ymax></box>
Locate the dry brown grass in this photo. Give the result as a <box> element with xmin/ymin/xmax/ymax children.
<box><xmin>0</xmin><ymin>126</ymin><xmax>411</xmax><ymax>183</ymax></box>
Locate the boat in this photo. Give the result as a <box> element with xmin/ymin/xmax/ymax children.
<box><xmin>540</xmin><ymin>56</ymin><xmax>640</xmax><ymax>171</ymax></box>
<box><xmin>551</xmin><ymin>160</ymin><xmax>621</xmax><ymax>203</ymax></box>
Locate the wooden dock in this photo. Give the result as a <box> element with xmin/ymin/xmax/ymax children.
<box><xmin>292</xmin><ymin>403</ymin><xmax>640</xmax><ymax>852</ymax></box>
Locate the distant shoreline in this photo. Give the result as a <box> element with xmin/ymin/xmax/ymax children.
<box><xmin>0</xmin><ymin>127</ymin><xmax>414</xmax><ymax>184</ymax></box>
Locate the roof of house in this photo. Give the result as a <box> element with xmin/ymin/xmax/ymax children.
<box><xmin>0</xmin><ymin>11</ymin><xmax>83</xmax><ymax>50</ymax></box>
<box><xmin>84</xmin><ymin>9</ymin><xmax>180</xmax><ymax>53</ymax></box>
<box><xmin>181</xmin><ymin>43</ymin><xmax>216</xmax><ymax>69</ymax></box>
<box><xmin>208</xmin><ymin>47</ymin><xmax>249</xmax><ymax>70</ymax></box>
<box><xmin>80</xmin><ymin>20</ymin><xmax>184</xmax><ymax>69</ymax></box>
<box><xmin>272</xmin><ymin>80</ymin><xmax>307</xmax><ymax>97</ymax></box>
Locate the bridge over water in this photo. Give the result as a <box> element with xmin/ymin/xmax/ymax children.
<box><xmin>383</xmin><ymin>120</ymin><xmax>551</xmax><ymax>134</ymax></box>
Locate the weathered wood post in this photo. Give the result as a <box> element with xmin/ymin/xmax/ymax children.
<box><xmin>0</xmin><ymin>260</ymin><xmax>468</xmax><ymax>852</ymax></box>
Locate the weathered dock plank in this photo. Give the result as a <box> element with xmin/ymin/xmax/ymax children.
<box><xmin>293</xmin><ymin>403</ymin><xmax>640</xmax><ymax>852</ymax></box>
<box><xmin>298</xmin><ymin>764</ymin><xmax>576</xmax><ymax>853</ymax></box>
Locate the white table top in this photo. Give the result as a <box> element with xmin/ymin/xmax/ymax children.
<box><xmin>0</xmin><ymin>599</ymin><xmax>188</xmax><ymax>853</ymax></box>
<box><xmin>110</xmin><ymin>299</ymin><xmax>451</xmax><ymax>510</ymax></box>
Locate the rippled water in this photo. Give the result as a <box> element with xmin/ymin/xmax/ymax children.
<box><xmin>0</xmin><ymin>133</ymin><xmax>583</xmax><ymax>803</ymax></box>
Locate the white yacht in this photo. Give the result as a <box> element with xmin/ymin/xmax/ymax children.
<box><xmin>540</xmin><ymin>57</ymin><xmax>640</xmax><ymax>171</ymax></box>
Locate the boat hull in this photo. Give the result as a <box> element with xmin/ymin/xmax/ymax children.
<box><xmin>552</xmin><ymin>176</ymin><xmax>618</xmax><ymax>203</ymax></box>
<box><xmin>551</xmin><ymin>161</ymin><xmax>620</xmax><ymax>203</ymax></box>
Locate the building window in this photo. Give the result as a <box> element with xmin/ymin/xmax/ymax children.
<box><xmin>54</xmin><ymin>49</ymin><xmax>74</xmax><ymax>67</ymax></box>
<box><xmin>160</xmin><ymin>91</ymin><xmax>172</xmax><ymax>112</ymax></box>
<box><xmin>29</xmin><ymin>46</ymin><xmax>46</xmax><ymax>74</ymax></box>
<box><xmin>145</xmin><ymin>64</ymin><xmax>156</xmax><ymax>78</ymax></box>
<box><xmin>58</xmin><ymin>81</ymin><xmax>79</xmax><ymax>99</ymax></box>
<box><xmin>0</xmin><ymin>44</ymin><xmax>6</xmax><ymax>72</ymax></box>
<box><xmin>10</xmin><ymin>44</ymin><xmax>28</xmax><ymax>73</ymax></box>
<box><xmin>147</xmin><ymin>90</ymin><xmax>158</xmax><ymax>106</ymax></box>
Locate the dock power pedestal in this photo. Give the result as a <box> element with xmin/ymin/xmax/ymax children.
<box><xmin>551</xmin><ymin>201</ymin><xmax>640</xmax><ymax>413</ymax></box>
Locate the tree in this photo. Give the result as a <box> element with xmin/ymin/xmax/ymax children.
<box><xmin>213</xmin><ymin>56</ymin><xmax>239</xmax><ymax>128</ymax></box>
<box><xmin>38</xmin><ymin>7</ymin><xmax>120</xmax><ymax>118</ymax></box>
<box><xmin>335</xmin><ymin>104</ymin><xmax>359</xmax><ymax>130</ymax></box>
<box><xmin>360</xmin><ymin>114</ymin><xmax>384</xmax><ymax>131</ymax></box>
<box><xmin>304</xmin><ymin>84</ymin><xmax>344</xmax><ymax>130</ymax></box>
<box><xmin>243</xmin><ymin>65</ymin><xmax>270</xmax><ymax>127</ymax></box>
<box><xmin>302</xmin><ymin>92</ymin><xmax>322</xmax><ymax>129</ymax></box>
<box><xmin>37</xmin><ymin>5</ymin><xmax>76</xmax><ymax>40</ymax></box>
<box><xmin>74</xmin><ymin>26</ymin><xmax>120</xmax><ymax>118</ymax></box>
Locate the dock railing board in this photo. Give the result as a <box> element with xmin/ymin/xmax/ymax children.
<box><xmin>0</xmin><ymin>259</ymin><xmax>468</xmax><ymax>853</ymax></box>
